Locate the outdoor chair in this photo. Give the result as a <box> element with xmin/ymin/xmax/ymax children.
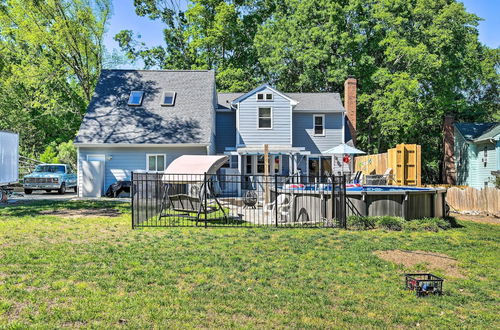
<box><xmin>351</xmin><ymin>171</ymin><xmax>362</xmax><ymax>183</ymax></box>
<box><xmin>382</xmin><ymin>168</ymin><xmax>396</xmax><ymax>185</ymax></box>
<box><xmin>267</xmin><ymin>194</ymin><xmax>295</xmax><ymax>223</ymax></box>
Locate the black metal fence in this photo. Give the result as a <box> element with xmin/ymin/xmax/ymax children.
<box><xmin>131</xmin><ymin>172</ymin><xmax>347</xmax><ymax>229</ymax></box>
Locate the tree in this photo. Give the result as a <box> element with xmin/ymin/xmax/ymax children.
<box><xmin>39</xmin><ymin>145</ymin><xmax>60</xmax><ymax>164</ymax></box>
<box><xmin>115</xmin><ymin>0</ymin><xmax>273</xmax><ymax>91</ymax></box>
<box><xmin>117</xmin><ymin>0</ymin><xmax>500</xmax><ymax>182</ymax></box>
<box><xmin>56</xmin><ymin>140</ymin><xmax>77</xmax><ymax>169</ymax></box>
<box><xmin>254</xmin><ymin>0</ymin><xmax>498</xmax><ymax>181</ymax></box>
<box><xmin>0</xmin><ymin>0</ymin><xmax>111</xmax><ymax>156</ymax></box>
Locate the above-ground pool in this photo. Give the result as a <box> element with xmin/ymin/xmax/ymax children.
<box><xmin>277</xmin><ymin>185</ymin><xmax>447</xmax><ymax>221</ymax></box>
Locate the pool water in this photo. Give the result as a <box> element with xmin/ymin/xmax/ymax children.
<box><xmin>348</xmin><ymin>186</ymin><xmax>432</xmax><ymax>192</ymax></box>
<box><xmin>293</xmin><ymin>185</ymin><xmax>432</xmax><ymax>192</ymax></box>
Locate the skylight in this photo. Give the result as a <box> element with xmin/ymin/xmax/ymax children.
<box><xmin>128</xmin><ymin>91</ymin><xmax>144</xmax><ymax>106</ymax></box>
<box><xmin>161</xmin><ymin>91</ymin><xmax>176</xmax><ymax>106</ymax></box>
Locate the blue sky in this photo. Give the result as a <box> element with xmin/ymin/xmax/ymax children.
<box><xmin>104</xmin><ymin>0</ymin><xmax>499</xmax><ymax>60</ymax></box>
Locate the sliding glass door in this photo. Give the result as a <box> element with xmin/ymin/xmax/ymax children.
<box><xmin>308</xmin><ymin>156</ymin><xmax>333</xmax><ymax>182</ymax></box>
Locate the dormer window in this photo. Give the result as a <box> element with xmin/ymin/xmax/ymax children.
<box><xmin>128</xmin><ymin>91</ymin><xmax>144</xmax><ymax>106</ymax></box>
<box><xmin>257</xmin><ymin>92</ymin><xmax>273</xmax><ymax>101</ymax></box>
<box><xmin>161</xmin><ymin>91</ymin><xmax>176</xmax><ymax>106</ymax></box>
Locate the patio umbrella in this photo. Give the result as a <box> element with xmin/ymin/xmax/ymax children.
<box><xmin>324</xmin><ymin>143</ymin><xmax>366</xmax><ymax>176</ymax></box>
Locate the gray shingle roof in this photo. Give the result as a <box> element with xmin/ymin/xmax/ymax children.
<box><xmin>455</xmin><ymin>123</ymin><xmax>499</xmax><ymax>142</ymax></box>
<box><xmin>287</xmin><ymin>93</ymin><xmax>344</xmax><ymax>111</ymax></box>
<box><xmin>75</xmin><ymin>69</ymin><xmax>215</xmax><ymax>144</ymax></box>
<box><xmin>217</xmin><ymin>93</ymin><xmax>242</xmax><ymax>110</ymax></box>
<box><xmin>217</xmin><ymin>92</ymin><xmax>344</xmax><ymax>112</ymax></box>
<box><xmin>475</xmin><ymin>124</ymin><xmax>500</xmax><ymax>142</ymax></box>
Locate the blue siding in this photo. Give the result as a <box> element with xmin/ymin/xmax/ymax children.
<box><xmin>455</xmin><ymin>127</ymin><xmax>498</xmax><ymax>188</ymax></box>
<box><xmin>215</xmin><ymin>111</ymin><xmax>236</xmax><ymax>153</ymax></box>
<box><xmin>497</xmin><ymin>140</ymin><xmax>500</xmax><ymax>171</ymax></box>
<box><xmin>78</xmin><ymin>146</ymin><xmax>207</xmax><ymax>194</ymax></box>
<box><xmin>472</xmin><ymin>142</ymin><xmax>497</xmax><ymax>188</ymax></box>
<box><xmin>455</xmin><ymin>128</ymin><xmax>469</xmax><ymax>185</ymax></box>
<box><xmin>292</xmin><ymin>113</ymin><xmax>343</xmax><ymax>153</ymax></box>
<box><xmin>237</xmin><ymin>86</ymin><xmax>291</xmax><ymax>146</ymax></box>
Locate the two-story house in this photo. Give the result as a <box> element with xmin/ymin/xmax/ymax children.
<box><xmin>75</xmin><ymin>69</ymin><xmax>357</xmax><ymax>197</ymax></box>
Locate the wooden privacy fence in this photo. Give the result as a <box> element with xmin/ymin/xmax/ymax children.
<box><xmin>355</xmin><ymin>144</ymin><xmax>421</xmax><ymax>186</ymax></box>
<box><xmin>446</xmin><ymin>187</ymin><xmax>499</xmax><ymax>215</ymax></box>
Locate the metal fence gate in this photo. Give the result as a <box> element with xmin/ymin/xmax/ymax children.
<box><xmin>131</xmin><ymin>172</ymin><xmax>347</xmax><ymax>228</ymax></box>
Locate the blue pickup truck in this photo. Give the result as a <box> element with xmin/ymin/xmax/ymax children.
<box><xmin>23</xmin><ymin>164</ymin><xmax>77</xmax><ymax>194</ymax></box>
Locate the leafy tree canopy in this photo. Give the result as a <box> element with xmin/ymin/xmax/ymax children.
<box><xmin>0</xmin><ymin>0</ymin><xmax>111</xmax><ymax>156</ymax></box>
<box><xmin>118</xmin><ymin>0</ymin><xmax>498</xmax><ymax>182</ymax></box>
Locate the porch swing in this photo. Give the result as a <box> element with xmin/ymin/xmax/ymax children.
<box><xmin>157</xmin><ymin>155</ymin><xmax>229</xmax><ymax>225</ymax></box>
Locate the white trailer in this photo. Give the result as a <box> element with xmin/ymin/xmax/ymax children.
<box><xmin>0</xmin><ymin>131</ymin><xmax>19</xmax><ymax>187</ymax></box>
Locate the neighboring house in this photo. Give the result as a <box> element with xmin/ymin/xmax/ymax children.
<box><xmin>75</xmin><ymin>69</ymin><xmax>357</xmax><ymax>197</ymax></box>
<box><xmin>454</xmin><ymin>122</ymin><xmax>500</xmax><ymax>189</ymax></box>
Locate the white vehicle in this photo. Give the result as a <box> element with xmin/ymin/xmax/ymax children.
<box><xmin>0</xmin><ymin>131</ymin><xmax>19</xmax><ymax>201</ymax></box>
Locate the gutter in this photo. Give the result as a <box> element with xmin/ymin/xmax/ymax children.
<box><xmin>74</xmin><ymin>143</ymin><xmax>211</xmax><ymax>148</ymax></box>
<box><xmin>473</xmin><ymin>138</ymin><xmax>496</xmax><ymax>144</ymax></box>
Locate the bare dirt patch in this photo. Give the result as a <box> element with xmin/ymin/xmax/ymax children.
<box><xmin>375</xmin><ymin>250</ymin><xmax>464</xmax><ymax>278</ymax></box>
<box><xmin>451</xmin><ymin>212</ymin><xmax>499</xmax><ymax>225</ymax></box>
<box><xmin>40</xmin><ymin>208</ymin><xmax>121</xmax><ymax>218</ymax></box>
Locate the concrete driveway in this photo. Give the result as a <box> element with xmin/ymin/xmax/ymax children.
<box><xmin>17</xmin><ymin>191</ymin><xmax>78</xmax><ymax>200</ymax></box>
<box><xmin>1</xmin><ymin>190</ymin><xmax>130</xmax><ymax>205</ymax></box>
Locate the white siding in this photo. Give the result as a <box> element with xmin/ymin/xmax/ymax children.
<box><xmin>77</xmin><ymin>146</ymin><xmax>207</xmax><ymax>196</ymax></box>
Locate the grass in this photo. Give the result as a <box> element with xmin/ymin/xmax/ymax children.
<box><xmin>0</xmin><ymin>200</ymin><xmax>499</xmax><ymax>328</ymax></box>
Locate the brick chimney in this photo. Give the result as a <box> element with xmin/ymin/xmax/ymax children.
<box><xmin>442</xmin><ymin>114</ymin><xmax>456</xmax><ymax>184</ymax></box>
<box><xmin>344</xmin><ymin>76</ymin><xmax>357</xmax><ymax>143</ymax></box>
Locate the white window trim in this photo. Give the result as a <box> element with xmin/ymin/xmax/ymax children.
<box><xmin>146</xmin><ymin>154</ymin><xmax>166</xmax><ymax>172</ymax></box>
<box><xmin>257</xmin><ymin>106</ymin><xmax>273</xmax><ymax>129</ymax></box>
<box><xmin>161</xmin><ymin>91</ymin><xmax>176</xmax><ymax>106</ymax></box>
<box><xmin>307</xmin><ymin>154</ymin><xmax>334</xmax><ymax>176</ymax></box>
<box><xmin>313</xmin><ymin>114</ymin><xmax>325</xmax><ymax>136</ymax></box>
<box><xmin>253</xmin><ymin>155</ymin><xmax>283</xmax><ymax>175</ymax></box>
<box><xmin>128</xmin><ymin>91</ymin><xmax>144</xmax><ymax>106</ymax></box>
<box><xmin>256</xmin><ymin>92</ymin><xmax>273</xmax><ymax>101</ymax></box>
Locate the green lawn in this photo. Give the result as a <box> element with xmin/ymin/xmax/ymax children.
<box><xmin>0</xmin><ymin>201</ymin><xmax>498</xmax><ymax>328</ymax></box>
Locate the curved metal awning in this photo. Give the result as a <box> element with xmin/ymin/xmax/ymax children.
<box><xmin>163</xmin><ymin>155</ymin><xmax>229</xmax><ymax>183</ymax></box>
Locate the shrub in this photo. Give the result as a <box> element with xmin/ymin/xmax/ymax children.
<box><xmin>347</xmin><ymin>216</ymin><xmax>376</xmax><ymax>230</ymax></box>
<box><xmin>56</xmin><ymin>140</ymin><xmax>77</xmax><ymax>169</ymax></box>
<box><xmin>38</xmin><ymin>140</ymin><xmax>76</xmax><ymax>169</ymax></box>
<box><xmin>375</xmin><ymin>216</ymin><xmax>405</xmax><ymax>231</ymax></box>
<box><xmin>39</xmin><ymin>144</ymin><xmax>59</xmax><ymax>164</ymax></box>
<box><xmin>404</xmin><ymin>219</ymin><xmax>439</xmax><ymax>232</ymax></box>
<box><xmin>346</xmin><ymin>216</ymin><xmax>452</xmax><ymax>232</ymax></box>
<box><xmin>403</xmin><ymin>218</ymin><xmax>451</xmax><ymax>232</ymax></box>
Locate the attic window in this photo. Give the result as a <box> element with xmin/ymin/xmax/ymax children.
<box><xmin>161</xmin><ymin>91</ymin><xmax>176</xmax><ymax>106</ymax></box>
<box><xmin>128</xmin><ymin>91</ymin><xmax>144</xmax><ymax>106</ymax></box>
<box><xmin>257</xmin><ymin>92</ymin><xmax>273</xmax><ymax>101</ymax></box>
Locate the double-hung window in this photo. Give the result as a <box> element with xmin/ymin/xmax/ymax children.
<box><xmin>147</xmin><ymin>154</ymin><xmax>166</xmax><ymax>172</ymax></box>
<box><xmin>255</xmin><ymin>155</ymin><xmax>281</xmax><ymax>174</ymax></box>
<box><xmin>258</xmin><ymin>107</ymin><xmax>272</xmax><ymax>129</ymax></box>
<box><xmin>313</xmin><ymin>114</ymin><xmax>325</xmax><ymax>136</ymax></box>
